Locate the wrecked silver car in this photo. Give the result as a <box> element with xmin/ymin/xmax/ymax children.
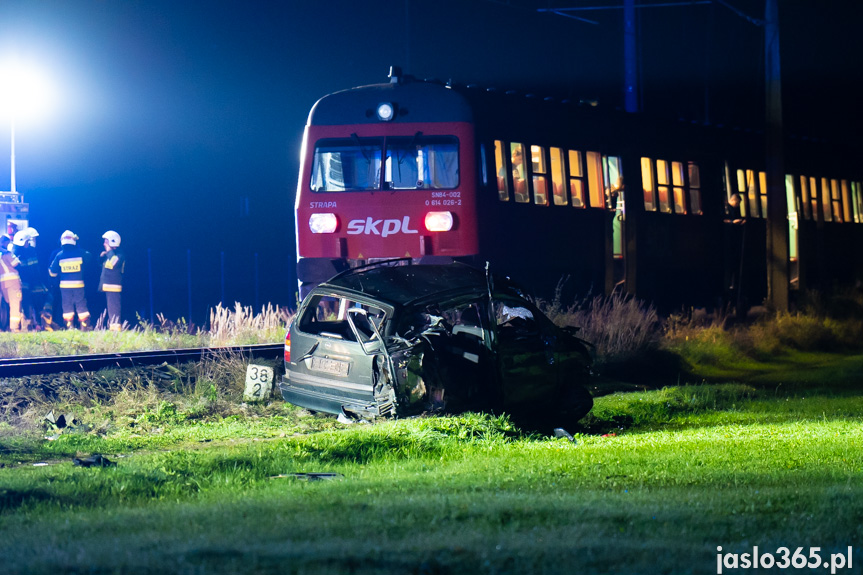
<box><xmin>279</xmin><ymin>262</ymin><xmax>593</xmax><ymax>428</ymax></box>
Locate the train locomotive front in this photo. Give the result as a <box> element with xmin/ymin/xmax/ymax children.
<box><xmin>295</xmin><ymin>70</ymin><xmax>479</xmax><ymax>297</ymax></box>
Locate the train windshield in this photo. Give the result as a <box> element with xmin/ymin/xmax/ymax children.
<box><xmin>311</xmin><ymin>136</ymin><xmax>458</xmax><ymax>192</ymax></box>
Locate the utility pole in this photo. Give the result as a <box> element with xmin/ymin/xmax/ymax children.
<box><xmin>623</xmin><ymin>0</ymin><xmax>639</xmax><ymax>113</ymax></box>
<box><xmin>764</xmin><ymin>0</ymin><xmax>788</xmax><ymax>311</ymax></box>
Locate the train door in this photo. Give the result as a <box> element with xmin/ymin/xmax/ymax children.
<box><xmin>603</xmin><ymin>155</ymin><xmax>626</xmax><ymax>291</ymax></box>
<box><xmin>785</xmin><ymin>175</ymin><xmax>800</xmax><ymax>291</ymax></box>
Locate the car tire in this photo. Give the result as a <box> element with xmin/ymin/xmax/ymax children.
<box><xmin>558</xmin><ymin>384</ymin><xmax>594</xmax><ymax>426</ymax></box>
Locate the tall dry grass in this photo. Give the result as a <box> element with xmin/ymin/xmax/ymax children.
<box><xmin>536</xmin><ymin>282</ymin><xmax>661</xmax><ymax>363</ymax></box>
<box><xmin>207</xmin><ymin>303</ymin><xmax>293</xmax><ymax>346</ymax></box>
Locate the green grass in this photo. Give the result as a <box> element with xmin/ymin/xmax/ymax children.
<box><xmin>2</xmin><ymin>375</ymin><xmax>862</xmax><ymax>574</ymax></box>
<box><xmin>0</xmin><ymin>302</ymin><xmax>291</xmax><ymax>358</ymax></box>
<box><xmin>1</xmin><ymin>303</ymin><xmax>862</xmax><ymax>573</ymax></box>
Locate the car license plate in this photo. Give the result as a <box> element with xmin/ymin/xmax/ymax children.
<box><xmin>309</xmin><ymin>357</ymin><xmax>349</xmax><ymax>376</ymax></box>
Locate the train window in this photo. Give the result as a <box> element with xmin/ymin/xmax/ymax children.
<box><xmin>737</xmin><ymin>169</ymin><xmax>761</xmax><ymax>218</ymax></box>
<box><xmin>641</xmin><ymin>157</ymin><xmax>656</xmax><ymax>211</ymax></box>
<box><xmin>494</xmin><ymin>140</ymin><xmax>509</xmax><ymax>201</ymax></box>
<box><xmin>550</xmin><ymin>147</ymin><xmax>567</xmax><ymax>206</ymax></box>
<box><xmin>735</xmin><ymin>170</ymin><xmax>747</xmax><ymax>217</ymax></box>
<box><xmin>568</xmin><ymin>150</ymin><xmax>585</xmax><ymax>208</ymax></box>
<box><xmin>656</xmin><ymin>159</ymin><xmax>671</xmax><ymax>213</ymax></box>
<box><xmin>311</xmin><ymin>137</ymin><xmax>383</xmax><ymax>192</ymax></box>
<box><xmin>759</xmin><ymin>171</ymin><xmax>768</xmax><ymax>218</ymax></box>
<box><xmin>799</xmin><ymin>176</ymin><xmax>812</xmax><ymax>220</ymax></box>
<box><xmin>385</xmin><ymin>136</ymin><xmax>458</xmax><ymax>190</ymax></box>
<box><xmin>831</xmin><ymin>179</ymin><xmax>843</xmax><ymax>223</ymax></box>
<box><xmin>530</xmin><ymin>145</ymin><xmax>549</xmax><ymax>206</ymax></box>
<box><xmin>853</xmin><ymin>182</ymin><xmax>862</xmax><ymax>223</ymax></box>
<box><xmin>821</xmin><ymin>178</ymin><xmax>833</xmax><ymax>222</ymax></box>
<box><xmin>841</xmin><ymin>180</ymin><xmax>852</xmax><ymax>223</ymax></box>
<box><xmin>809</xmin><ymin>177</ymin><xmax>819</xmax><ymax>221</ymax></box>
<box><xmin>603</xmin><ymin>156</ymin><xmax>624</xmax><ymax>210</ymax></box>
<box><xmin>671</xmin><ymin>161</ymin><xmax>686</xmax><ymax>214</ymax></box>
<box><xmin>688</xmin><ymin>162</ymin><xmax>703</xmax><ymax>215</ymax></box>
<box><xmin>786</xmin><ymin>175</ymin><xmax>799</xmax><ymax>262</ymax></box>
<box><xmin>511</xmin><ymin>143</ymin><xmax>529</xmax><ymax>203</ymax></box>
<box><xmin>586</xmin><ymin>151</ymin><xmax>604</xmax><ymax>208</ymax></box>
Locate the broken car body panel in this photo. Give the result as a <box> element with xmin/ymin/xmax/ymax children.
<box><xmin>280</xmin><ymin>263</ymin><xmax>593</xmax><ymax>425</ymax></box>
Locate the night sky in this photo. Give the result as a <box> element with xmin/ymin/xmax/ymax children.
<box><xmin>0</xmin><ymin>0</ymin><xmax>859</xmax><ymax>325</ymax></box>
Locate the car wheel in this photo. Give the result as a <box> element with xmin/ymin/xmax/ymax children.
<box><xmin>557</xmin><ymin>384</ymin><xmax>593</xmax><ymax>427</ymax></box>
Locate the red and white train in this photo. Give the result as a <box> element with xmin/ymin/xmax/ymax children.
<box><xmin>294</xmin><ymin>67</ymin><xmax>863</xmax><ymax>312</ymax></box>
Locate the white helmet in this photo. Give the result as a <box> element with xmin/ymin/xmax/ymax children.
<box><xmin>13</xmin><ymin>230</ymin><xmax>29</xmax><ymax>247</ymax></box>
<box><xmin>102</xmin><ymin>230</ymin><xmax>121</xmax><ymax>247</ymax></box>
<box><xmin>60</xmin><ymin>230</ymin><xmax>78</xmax><ymax>245</ymax></box>
<box><xmin>24</xmin><ymin>227</ymin><xmax>39</xmax><ymax>239</ymax></box>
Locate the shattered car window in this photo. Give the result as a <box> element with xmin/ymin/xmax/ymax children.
<box><xmin>493</xmin><ymin>300</ymin><xmax>540</xmax><ymax>338</ymax></box>
<box><xmin>297</xmin><ymin>294</ymin><xmax>386</xmax><ymax>342</ymax></box>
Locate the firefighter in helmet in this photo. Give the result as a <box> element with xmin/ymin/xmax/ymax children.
<box><xmin>48</xmin><ymin>230</ymin><xmax>91</xmax><ymax>329</ymax></box>
<box><xmin>12</xmin><ymin>227</ymin><xmax>54</xmax><ymax>330</ymax></box>
<box><xmin>0</xmin><ymin>234</ymin><xmax>22</xmax><ymax>332</ymax></box>
<box><xmin>99</xmin><ymin>230</ymin><xmax>125</xmax><ymax>331</ymax></box>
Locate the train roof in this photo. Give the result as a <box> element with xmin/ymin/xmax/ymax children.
<box><xmin>308</xmin><ymin>78</ymin><xmax>473</xmax><ymax>126</ymax></box>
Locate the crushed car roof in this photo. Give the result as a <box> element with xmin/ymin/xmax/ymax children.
<box><xmin>321</xmin><ymin>263</ymin><xmax>491</xmax><ymax>305</ymax></box>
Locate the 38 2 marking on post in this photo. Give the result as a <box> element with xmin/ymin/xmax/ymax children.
<box><xmin>244</xmin><ymin>364</ymin><xmax>274</xmax><ymax>402</ymax></box>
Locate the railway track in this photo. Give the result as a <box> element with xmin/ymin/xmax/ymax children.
<box><xmin>0</xmin><ymin>343</ymin><xmax>284</xmax><ymax>378</ymax></box>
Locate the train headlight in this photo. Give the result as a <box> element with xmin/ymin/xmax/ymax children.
<box><xmin>376</xmin><ymin>102</ymin><xmax>395</xmax><ymax>121</ymax></box>
<box><xmin>309</xmin><ymin>213</ymin><xmax>338</xmax><ymax>234</ymax></box>
<box><xmin>424</xmin><ymin>211</ymin><xmax>453</xmax><ymax>232</ymax></box>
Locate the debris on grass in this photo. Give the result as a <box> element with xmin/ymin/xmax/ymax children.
<box><xmin>73</xmin><ymin>454</ymin><xmax>116</xmax><ymax>468</ymax></box>
<box><xmin>270</xmin><ymin>472</ymin><xmax>344</xmax><ymax>481</ymax></box>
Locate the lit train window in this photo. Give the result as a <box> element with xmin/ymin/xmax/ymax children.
<box><xmin>671</xmin><ymin>161</ymin><xmax>686</xmax><ymax>214</ymax></box>
<box><xmin>853</xmin><ymin>182</ymin><xmax>862</xmax><ymax>223</ymax></box>
<box><xmin>531</xmin><ymin>145</ymin><xmax>549</xmax><ymax>206</ymax></box>
<box><xmin>385</xmin><ymin>136</ymin><xmax>458</xmax><ymax>190</ymax></box>
<box><xmin>311</xmin><ymin>137</ymin><xmax>383</xmax><ymax>191</ymax></box>
<box><xmin>603</xmin><ymin>156</ymin><xmax>623</xmax><ymax>210</ymax></box>
<box><xmin>656</xmin><ymin>159</ymin><xmax>671</xmax><ymax>213</ymax></box>
<box><xmin>786</xmin><ymin>174</ymin><xmax>799</xmax><ymax>263</ymax></box>
<box><xmin>688</xmin><ymin>162</ymin><xmax>702</xmax><ymax>215</ymax></box>
<box><xmin>511</xmin><ymin>143</ymin><xmax>529</xmax><ymax>203</ymax></box>
<box><xmin>841</xmin><ymin>180</ymin><xmax>852</xmax><ymax>223</ymax></box>
<box><xmin>736</xmin><ymin>169</ymin><xmax>762</xmax><ymax>218</ymax></box>
<box><xmin>550</xmin><ymin>148</ymin><xmax>567</xmax><ymax>206</ymax></box>
<box><xmin>641</xmin><ymin>157</ymin><xmax>656</xmax><ymax>211</ymax></box>
<box><xmin>799</xmin><ymin>176</ymin><xmax>812</xmax><ymax>220</ymax></box>
<box><xmin>568</xmin><ymin>150</ymin><xmax>585</xmax><ymax>208</ymax></box>
<box><xmin>821</xmin><ymin>178</ymin><xmax>833</xmax><ymax>222</ymax></box>
<box><xmin>809</xmin><ymin>177</ymin><xmax>819</xmax><ymax>221</ymax></box>
<box><xmin>494</xmin><ymin>140</ymin><xmax>509</xmax><ymax>201</ymax></box>
<box><xmin>831</xmin><ymin>179</ymin><xmax>843</xmax><ymax>223</ymax></box>
<box><xmin>586</xmin><ymin>152</ymin><xmax>604</xmax><ymax>209</ymax></box>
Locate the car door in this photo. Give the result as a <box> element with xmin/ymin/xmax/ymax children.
<box><xmin>491</xmin><ymin>297</ymin><xmax>559</xmax><ymax>408</ymax></box>
<box><xmin>286</xmin><ymin>292</ymin><xmax>388</xmax><ymax>417</ymax></box>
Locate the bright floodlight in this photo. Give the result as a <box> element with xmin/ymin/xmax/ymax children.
<box><xmin>0</xmin><ymin>57</ymin><xmax>55</xmax><ymax>122</ymax></box>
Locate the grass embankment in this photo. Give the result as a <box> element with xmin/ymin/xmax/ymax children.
<box><xmin>0</xmin><ymin>296</ymin><xmax>862</xmax><ymax>574</ymax></box>
<box><xmin>0</xmin><ymin>302</ymin><xmax>291</xmax><ymax>358</ymax></box>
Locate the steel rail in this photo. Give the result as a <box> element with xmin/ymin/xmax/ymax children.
<box><xmin>0</xmin><ymin>343</ymin><xmax>284</xmax><ymax>378</ymax></box>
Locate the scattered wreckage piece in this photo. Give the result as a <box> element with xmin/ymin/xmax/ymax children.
<box><xmin>73</xmin><ymin>454</ymin><xmax>117</xmax><ymax>468</ymax></box>
<box><xmin>270</xmin><ymin>473</ymin><xmax>344</xmax><ymax>481</ymax></box>
<box><xmin>280</xmin><ymin>262</ymin><xmax>593</xmax><ymax>431</ymax></box>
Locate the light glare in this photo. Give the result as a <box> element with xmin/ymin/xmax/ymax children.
<box><xmin>425</xmin><ymin>211</ymin><xmax>453</xmax><ymax>232</ymax></box>
<box><xmin>0</xmin><ymin>57</ymin><xmax>56</xmax><ymax>123</ymax></box>
<box><xmin>309</xmin><ymin>213</ymin><xmax>338</xmax><ymax>233</ymax></box>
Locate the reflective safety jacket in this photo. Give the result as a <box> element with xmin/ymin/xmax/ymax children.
<box><xmin>99</xmin><ymin>247</ymin><xmax>125</xmax><ymax>293</ymax></box>
<box><xmin>0</xmin><ymin>251</ymin><xmax>20</xmax><ymax>287</ymax></box>
<box><xmin>49</xmin><ymin>245</ymin><xmax>90</xmax><ymax>289</ymax></box>
<box><xmin>12</xmin><ymin>244</ymin><xmax>47</xmax><ymax>293</ymax></box>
